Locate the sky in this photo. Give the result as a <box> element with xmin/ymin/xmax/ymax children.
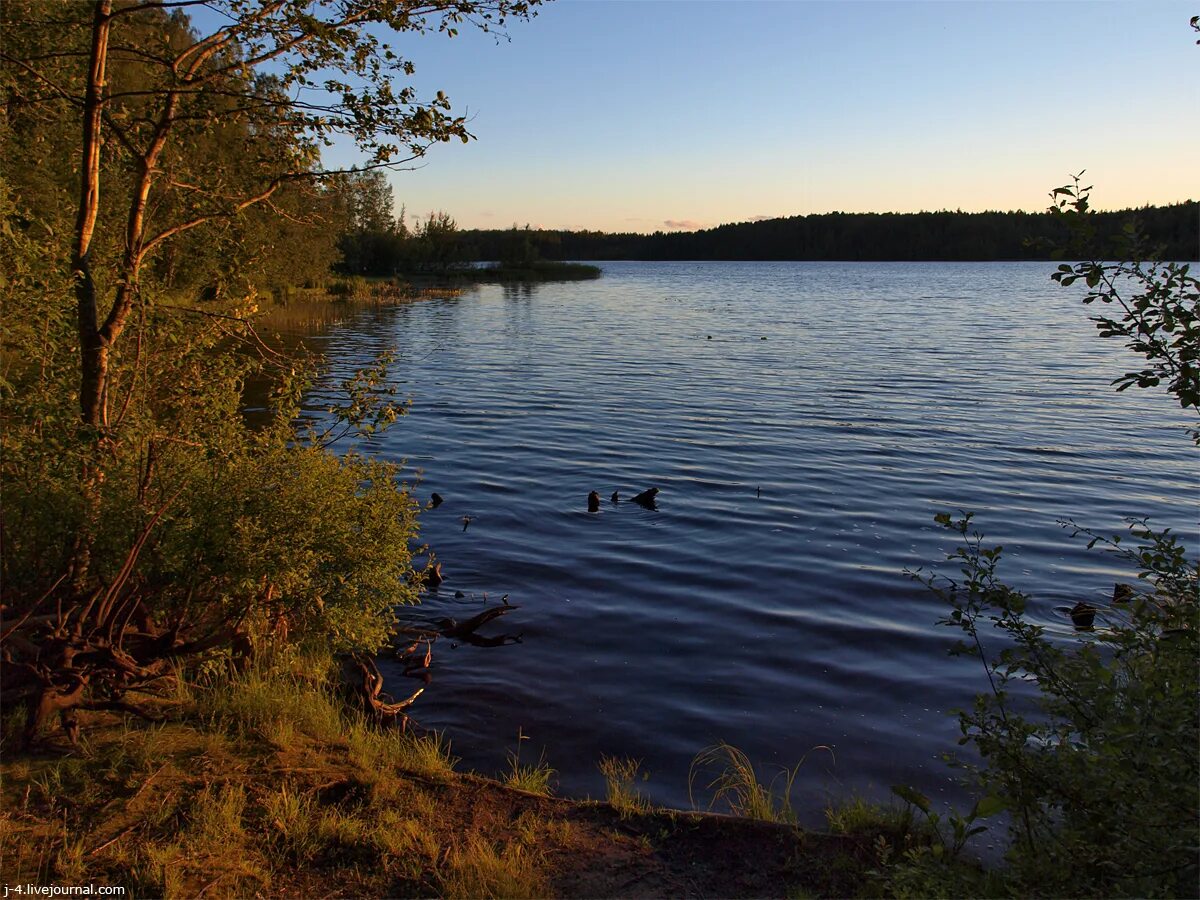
<box><xmin>324</xmin><ymin>0</ymin><xmax>1199</xmax><ymax>233</ymax></box>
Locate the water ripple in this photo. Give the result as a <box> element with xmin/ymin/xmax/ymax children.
<box><xmin>294</xmin><ymin>261</ymin><xmax>1194</xmax><ymax>817</ymax></box>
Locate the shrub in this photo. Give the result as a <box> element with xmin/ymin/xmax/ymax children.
<box><xmin>915</xmin><ymin>513</ymin><xmax>1197</xmax><ymax>896</ymax></box>
<box><xmin>1</xmin><ymin>180</ymin><xmax>419</xmax><ymax>742</ymax></box>
<box><xmin>909</xmin><ymin>177</ymin><xmax>1198</xmax><ymax>896</ymax></box>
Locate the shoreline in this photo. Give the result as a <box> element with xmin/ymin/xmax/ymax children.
<box><xmin>0</xmin><ymin>658</ymin><xmax>943</xmax><ymax>899</ymax></box>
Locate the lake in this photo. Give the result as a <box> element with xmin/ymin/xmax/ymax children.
<box><xmin>273</xmin><ymin>261</ymin><xmax>1195</xmax><ymax>828</ymax></box>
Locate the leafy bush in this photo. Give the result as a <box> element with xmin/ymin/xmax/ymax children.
<box><xmin>1</xmin><ymin>179</ymin><xmax>419</xmax><ymax>740</ymax></box>
<box><xmin>1047</xmin><ymin>172</ymin><xmax>1199</xmax><ymax>439</ymax></box>
<box><xmin>915</xmin><ymin>514</ymin><xmax>1197</xmax><ymax>896</ymax></box>
<box><xmin>908</xmin><ymin>180</ymin><xmax>1198</xmax><ymax>896</ymax></box>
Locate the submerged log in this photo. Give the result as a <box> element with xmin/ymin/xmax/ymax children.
<box><xmin>435</xmin><ymin>603</ymin><xmax>518</xmax><ymax>639</ymax></box>
<box><xmin>630</xmin><ymin>487</ymin><xmax>660</xmax><ymax>509</ymax></box>
<box><xmin>413</xmin><ymin>560</ymin><xmax>443</xmax><ymax>590</ymax></box>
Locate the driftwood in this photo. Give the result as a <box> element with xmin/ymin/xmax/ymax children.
<box><xmin>412</xmin><ymin>560</ymin><xmax>443</xmax><ymax>590</ymax></box>
<box><xmin>339</xmin><ymin>653</ymin><xmax>423</xmax><ymax>729</ymax></box>
<box><xmin>396</xmin><ymin>600</ymin><xmax>523</xmax><ymax>647</ymax></box>
<box><xmin>435</xmin><ymin>603</ymin><xmax>518</xmax><ymax>639</ymax></box>
<box><xmin>396</xmin><ymin>637</ymin><xmax>434</xmax><ymax>684</ymax></box>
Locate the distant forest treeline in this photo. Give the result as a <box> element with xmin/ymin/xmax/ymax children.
<box><xmin>459</xmin><ymin>203</ymin><xmax>1198</xmax><ymax>262</ymax></box>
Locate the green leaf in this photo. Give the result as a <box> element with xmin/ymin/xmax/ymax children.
<box><xmin>891</xmin><ymin>784</ymin><xmax>931</xmax><ymax>813</ymax></box>
<box><xmin>971</xmin><ymin>795</ymin><xmax>1007</xmax><ymax>819</ymax></box>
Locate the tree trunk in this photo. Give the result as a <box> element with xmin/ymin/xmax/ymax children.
<box><xmin>74</xmin><ymin>0</ymin><xmax>113</xmax><ymax>429</ymax></box>
<box><xmin>69</xmin><ymin>0</ymin><xmax>113</xmax><ymax>589</ymax></box>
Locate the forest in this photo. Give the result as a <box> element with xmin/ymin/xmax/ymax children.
<box><xmin>458</xmin><ymin>203</ymin><xmax>1198</xmax><ymax>263</ymax></box>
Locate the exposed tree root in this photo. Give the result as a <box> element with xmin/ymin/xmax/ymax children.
<box><xmin>339</xmin><ymin>653</ymin><xmax>425</xmax><ymax>730</ymax></box>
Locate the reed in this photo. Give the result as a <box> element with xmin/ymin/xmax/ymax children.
<box><xmin>688</xmin><ymin>742</ymin><xmax>832</xmax><ymax>825</ymax></box>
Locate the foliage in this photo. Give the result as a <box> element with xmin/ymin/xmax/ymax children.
<box><xmin>825</xmin><ymin>796</ymin><xmax>916</xmax><ymax>840</ymax></box>
<box><xmin>1047</xmin><ymin>173</ymin><xmax>1199</xmax><ymax>439</ymax></box>
<box><xmin>903</xmin><ymin>174</ymin><xmax>1199</xmax><ymax>896</ymax></box>
<box><xmin>888</xmin><ymin>784</ymin><xmax>1005</xmax><ymax>862</ymax></box>
<box><xmin>334</xmin><ymin>170</ymin><xmax>409</xmax><ymax>276</ymax></box>
<box><xmin>0</xmin><ymin>0</ymin><xmax>538</xmax><ymax>743</ymax></box>
<box><xmin>902</xmin><ymin>170</ymin><xmax>1200</xmax><ymax>900</ymax></box>
<box><xmin>334</xmin><ymin>175</ymin><xmax>468</xmax><ymax>276</ymax></box>
<box><xmin>913</xmin><ymin>513</ymin><xmax>1197</xmax><ymax>896</ymax></box>
<box><xmin>477</xmin><ymin>260</ymin><xmax>602</xmax><ymax>281</ymax></box>
<box><xmin>327</xmin><ymin>275</ymin><xmax>374</xmax><ymax>300</ymax></box>
<box><xmin>3</xmin><ymin>166</ymin><xmax>419</xmax><ymax>655</ymax></box>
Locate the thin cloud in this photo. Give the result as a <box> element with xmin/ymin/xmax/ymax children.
<box><xmin>663</xmin><ymin>219</ymin><xmax>705</xmax><ymax>230</ymax></box>
<box><xmin>748</xmin><ymin>215</ymin><xmax>774</xmax><ymax>222</ymax></box>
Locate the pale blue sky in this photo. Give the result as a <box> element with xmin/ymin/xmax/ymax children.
<box><xmin>342</xmin><ymin>1</ymin><xmax>1199</xmax><ymax>231</ymax></box>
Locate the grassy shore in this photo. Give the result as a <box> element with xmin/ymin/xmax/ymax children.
<box><xmin>0</xmin><ymin>649</ymin><xmax>986</xmax><ymax>899</ymax></box>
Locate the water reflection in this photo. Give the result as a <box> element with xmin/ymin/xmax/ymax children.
<box><xmin>502</xmin><ymin>281</ymin><xmax>538</xmax><ymax>301</ymax></box>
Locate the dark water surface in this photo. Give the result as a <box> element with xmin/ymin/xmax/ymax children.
<box><xmin>278</xmin><ymin>261</ymin><xmax>1195</xmax><ymax>824</ymax></box>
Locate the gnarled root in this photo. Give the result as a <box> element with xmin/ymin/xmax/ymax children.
<box><xmin>25</xmin><ymin>674</ymin><xmax>88</xmax><ymax>745</ymax></box>
<box><xmin>339</xmin><ymin>653</ymin><xmax>424</xmax><ymax>729</ymax></box>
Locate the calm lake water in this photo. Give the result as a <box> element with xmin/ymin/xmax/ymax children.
<box><xmin>272</xmin><ymin>261</ymin><xmax>1195</xmax><ymax>825</ymax></box>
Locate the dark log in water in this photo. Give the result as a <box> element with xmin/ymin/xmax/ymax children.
<box><xmin>437</xmin><ymin>603</ymin><xmax>519</xmax><ymax>639</ymax></box>
<box><xmin>1070</xmin><ymin>602</ymin><xmax>1097</xmax><ymax>629</ymax></box>
<box><xmin>630</xmin><ymin>487</ymin><xmax>659</xmax><ymax>509</ymax></box>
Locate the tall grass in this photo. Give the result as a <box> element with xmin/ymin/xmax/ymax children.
<box><xmin>192</xmin><ymin>648</ymin><xmax>457</xmax><ymax>779</ymax></box>
<box><xmin>440</xmin><ymin>837</ymin><xmax>548</xmax><ymax>900</ymax></box>
<box><xmin>504</xmin><ymin>730</ymin><xmax>555</xmax><ymax>796</ymax></box>
<box><xmin>688</xmin><ymin>742</ymin><xmax>833</xmax><ymax>825</ymax></box>
<box><xmin>188</xmin><ymin>783</ymin><xmax>248</xmax><ymax>846</ymax></box>
<box><xmin>597</xmin><ymin>755</ymin><xmax>651</xmax><ymax>816</ymax></box>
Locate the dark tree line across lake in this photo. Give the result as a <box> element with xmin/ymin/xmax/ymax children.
<box><xmin>456</xmin><ymin>203</ymin><xmax>1198</xmax><ymax>263</ymax></box>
